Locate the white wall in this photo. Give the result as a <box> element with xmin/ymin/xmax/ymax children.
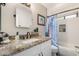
<box><xmin>47</xmin><ymin>3</ymin><xmax>79</xmax><ymax>48</ymax></box>
<box><xmin>57</xmin><ymin>19</ymin><xmax>68</xmax><ymax>47</ymax></box>
<box><xmin>1</xmin><ymin>3</ymin><xmax>47</xmax><ymax>36</ymax></box>
<box><xmin>57</xmin><ymin>17</ymin><xmax>79</xmax><ymax>48</ymax></box>
<box><xmin>66</xmin><ymin>17</ymin><xmax>79</xmax><ymax>48</ymax></box>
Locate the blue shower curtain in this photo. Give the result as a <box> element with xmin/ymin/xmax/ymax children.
<box><xmin>45</xmin><ymin>16</ymin><xmax>58</xmax><ymax>47</ymax></box>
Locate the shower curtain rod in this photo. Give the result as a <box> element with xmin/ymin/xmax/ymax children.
<box><xmin>48</xmin><ymin>7</ymin><xmax>79</xmax><ymax>17</ymax></box>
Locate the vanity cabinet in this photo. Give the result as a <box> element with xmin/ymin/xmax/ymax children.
<box><xmin>14</xmin><ymin>40</ymin><xmax>51</xmax><ymax>56</ymax></box>
<box><xmin>40</xmin><ymin>40</ymin><xmax>51</xmax><ymax>56</ymax></box>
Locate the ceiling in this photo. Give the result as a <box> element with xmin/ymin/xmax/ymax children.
<box><xmin>41</xmin><ymin>3</ymin><xmax>66</xmax><ymax>9</ymax></box>
<box><xmin>41</xmin><ymin>3</ymin><xmax>57</xmax><ymax>9</ymax></box>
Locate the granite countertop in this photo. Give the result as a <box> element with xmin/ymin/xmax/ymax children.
<box><xmin>0</xmin><ymin>36</ymin><xmax>50</xmax><ymax>56</ymax></box>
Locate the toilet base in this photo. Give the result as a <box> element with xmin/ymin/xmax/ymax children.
<box><xmin>51</xmin><ymin>52</ymin><xmax>60</xmax><ymax>56</ymax></box>
<box><xmin>56</xmin><ymin>52</ymin><xmax>60</xmax><ymax>56</ymax></box>
<box><xmin>51</xmin><ymin>45</ymin><xmax>59</xmax><ymax>56</ymax></box>
<box><xmin>51</xmin><ymin>51</ymin><xmax>57</xmax><ymax>56</ymax></box>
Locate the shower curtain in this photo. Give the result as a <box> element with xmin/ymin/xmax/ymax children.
<box><xmin>45</xmin><ymin>16</ymin><xmax>58</xmax><ymax>47</ymax></box>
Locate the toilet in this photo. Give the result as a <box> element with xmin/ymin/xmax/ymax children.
<box><xmin>51</xmin><ymin>45</ymin><xmax>58</xmax><ymax>56</ymax></box>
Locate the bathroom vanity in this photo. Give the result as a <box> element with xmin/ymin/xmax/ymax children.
<box><xmin>0</xmin><ymin>37</ymin><xmax>51</xmax><ymax>56</ymax></box>
<box><xmin>13</xmin><ymin>39</ymin><xmax>51</xmax><ymax>56</ymax></box>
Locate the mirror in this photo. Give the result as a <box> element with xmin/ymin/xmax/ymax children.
<box><xmin>0</xmin><ymin>4</ymin><xmax>1</xmax><ymax>30</ymax></box>
<box><xmin>16</xmin><ymin>5</ymin><xmax>33</xmax><ymax>28</ymax></box>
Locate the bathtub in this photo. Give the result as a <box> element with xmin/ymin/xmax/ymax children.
<box><xmin>58</xmin><ymin>46</ymin><xmax>78</xmax><ymax>56</ymax></box>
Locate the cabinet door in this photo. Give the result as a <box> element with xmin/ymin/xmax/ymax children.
<box><xmin>13</xmin><ymin>40</ymin><xmax>51</xmax><ymax>56</ymax></box>
<box><xmin>40</xmin><ymin>40</ymin><xmax>51</xmax><ymax>56</ymax></box>
<box><xmin>14</xmin><ymin>44</ymin><xmax>41</xmax><ymax>56</ymax></box>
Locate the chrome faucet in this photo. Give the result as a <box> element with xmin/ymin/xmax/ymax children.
<box><xmin>26</xmin><ymin>32</ymin><xmax>31</xmax><ymax>39</ymax></box>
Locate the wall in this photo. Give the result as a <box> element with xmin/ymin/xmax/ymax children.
<box><xmin>66</xmin><ymin>17</ymin><xmax>79</xmax><ymax>48</ymax></box>
<box><xmin>47</xmin><ymin>3</ymin><xmax>79</xmax><ymax>48</ymax></box>
<box><xmin>57</xmin><ymin>17</ymin><xmax>79</xmax><ymax>48</ymax></box>
<box><xmin>57</xmin><ymin>19</ymin><xmax>68</xmax><ymax>47</ymax></box>
<box><xmin>58</xmin><ymin>17</ymin><xmax>79</xmax><ymax>48</ymax></box>
<box><xmin>1</xmin><ymin>3</ymin><xmax>47</xmax><ymax>36</ymax></box>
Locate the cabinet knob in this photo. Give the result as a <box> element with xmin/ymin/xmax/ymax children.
<box><xmin>38</xmin><ymin>52</ymin><xmax>43</xmax><ymax>56</ymax></box>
